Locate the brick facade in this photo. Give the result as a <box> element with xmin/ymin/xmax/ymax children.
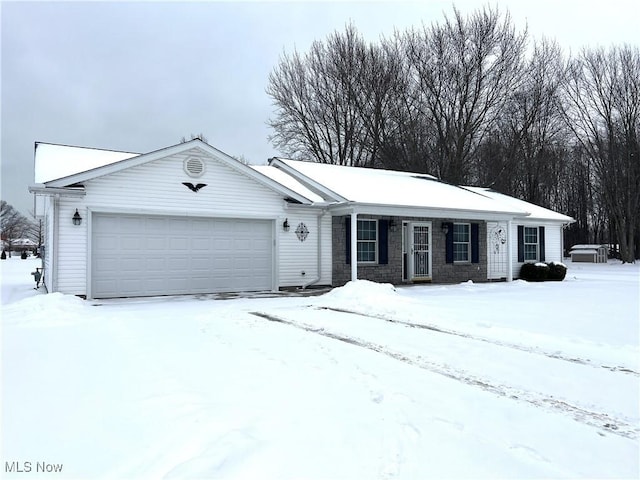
<box><xmin>332</xmin><ymin>215</ymin><xmax>487</xmax><ymax>286</ymax></box>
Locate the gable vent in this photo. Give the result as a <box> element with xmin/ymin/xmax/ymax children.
<box><xmin>184</xmin><ymin>157</ymin><xmax>205</xmax><ymax>178</ymax></box>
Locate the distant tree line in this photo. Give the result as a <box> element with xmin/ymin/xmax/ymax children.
<box><xmin>266</xmin><ymin>6</ymin><xmax>640</xmax><ymax>262</ymax></box>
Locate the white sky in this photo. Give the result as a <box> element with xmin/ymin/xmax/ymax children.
<box><xmin>2</xmin><ymin>0</ymin><xmax>638</xmax><ymax>215</ymax></box>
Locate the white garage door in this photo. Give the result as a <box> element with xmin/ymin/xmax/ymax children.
<box><xmin>92</xmin><ymin>213</ymin><xmax>273</xmax><ymax>298</ymax></box>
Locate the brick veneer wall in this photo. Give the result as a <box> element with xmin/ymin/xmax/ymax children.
<box><xmin>432</xmin><ymin>218</ymin><xmax>487</xmax><ymax>283</ymax></box>
<box><xmin>332</xmin><ymin>215</ymin><xmax>487</xmax><ymax>286</ymax></box>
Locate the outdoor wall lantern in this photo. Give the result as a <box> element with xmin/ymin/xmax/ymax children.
<box><xmin>441</xmin><ymin>222</ymin><xmax>449</xmax><ymax>235</ymax></box>
<box><xmin>388</xmin><ymin>219</ymin><xmax>398</xmax><ymax>232</ymax></box>
<box><xmin>72</xmin><ymin>209</ymin><xmax>82</xmax><ymax>226</ymax></box>
<box><xmin>283</xmin><ymin>218</ymin><xmax>290</xmax><ymax>232</ymax></box>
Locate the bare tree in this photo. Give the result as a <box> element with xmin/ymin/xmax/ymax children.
<box><xmin>562</xmin><ymin>45</ymin><xmax>640</xmax><ymax>262</ymax></box>
<box><xmin>403</xmin><ymin>6</ymin><xmax>527</xmax><ymax>184</ymax></box>
<box><xmin>267</xmin><ymin>24</ymin><xmax>377</xmax><ymax>166</ymax></box>
<box><xmin>1</xmin><ymin>201</ymin><xmax>31</xmax><ymax>257</ymax></box>
<box><xmin>180</xmin><ymin>133</ymin><xmax>208</xmax><ymax>143</ymax></box>
<box><xmin>477</xmin><ymin>39</ymin><xmax>568</xmax><ymax>205</ymax></box>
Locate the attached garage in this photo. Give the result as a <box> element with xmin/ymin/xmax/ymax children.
<box><xmin>91</xmin><ymin>213</ymin><xmax>274</xmax><ymax>298</ymax></box>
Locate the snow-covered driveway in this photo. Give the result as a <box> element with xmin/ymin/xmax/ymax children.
<box><xmin>253</xmin><ymin>299</ymin><xmax>638</xmax><ymax>438</ymax></box>
<box><xmin>2</xmin><ymin>258</ymin><xmax>639</xmax><ymax>479</ymax></box>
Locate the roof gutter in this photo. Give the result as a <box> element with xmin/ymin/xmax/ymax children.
<box><xmin>326</xmin><ymin>201</ymin><xmax>528</xmax><ymax>220</ymax></box>
<box><xmin>28</xmin><ymin>184</ymin><xmax>86</xmax><ymax>197</ymax></box>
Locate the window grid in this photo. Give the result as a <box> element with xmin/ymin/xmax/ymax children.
<box><xmin>524</xmin><ymin>227</ymin><xmax>538</xmax><ymax>261</ymax></box>
<box><xmin>453</xmin><ymin>223</ymin><xmax>470</xmax><ymax>262</ymax></box>
<box><xmin>357</xmin><ymin>219</ymin><xmax>377</xmax><ymax>263</ymax></box>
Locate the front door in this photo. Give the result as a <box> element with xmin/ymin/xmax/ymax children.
<box><xmin>409</xmin><ymin>222</ymin><xmax>432</xmax><ymax>280</ymax></box>
<box><xmin>487</xmin><ymin>221</ymin><xmax>508</xmax><ymax>279</ymax></box>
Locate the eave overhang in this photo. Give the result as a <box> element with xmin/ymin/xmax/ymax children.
<box><xmin>326</xmin><ymin>201</ymin><xmax>529</xmax><ymax>221</ymax></box>
<box><xmin>28</xmin><ymin>184</ymin><xmax>86</xmax><ymax>197</ymax></box>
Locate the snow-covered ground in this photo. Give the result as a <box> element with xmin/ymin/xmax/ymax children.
<box><xmin>2</xmin><ymin>257</ymin><xmax>639</xmax><ymax>479</ymax></box>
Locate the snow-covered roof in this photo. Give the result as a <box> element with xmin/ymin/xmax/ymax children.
<box><xmin>271</xmin><ymin>159</ymin><xmax>526</xmax><ymax>216</ymax></box>
<box><xmin>571</xmin><ymin>249</ymin><xmax>599</xmax><ymax>255</ymax></box>
<box><xmin>35</xmin><ymin>143</ymin><xmax>140</xmax><ymax>184</ymax></box>
<box><xmin>464</xmin><ymin>187</ymin><xmax>574</xmax><ymax>223</ymax></box>
<box><xmin>250</xmin><ymin>165</ymin><xmax>325</xmax><ymax>203</ymax></box>
<box><xmin>571</xmin><ymin>244</ymin><xmax>607</xmax><ymax>250</ymax></box>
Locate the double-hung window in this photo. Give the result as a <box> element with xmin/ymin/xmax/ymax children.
<box><xmin>453</xmin><ymin>223</ymin><xmax>471</xmax><ymax>262</ymax></box>
<box><xmin>357</xmin><ymin>219</ymin><xmax>377</xmax><ymax>263</ymax></box>
<box><xmin>524</xmin><ymin>226</ymin><xmax>539</xmax><ymax>261</ymax></box>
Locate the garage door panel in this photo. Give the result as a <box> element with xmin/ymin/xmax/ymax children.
<box><xmin>92</xmin><ymin>214</ymin><xmax>273</xmax><ymax>298</ymax></box>
<box><xmin>192</xmin><ymin>237</ymin><xmax>211</xmax><ymax>251</ymax></box>
<box><xmin>168</xmin><ymin>237</ymin><xmax>188</xmax><ymax>250</ymax></box>
<box><xmin>147</xmin><ymin>237</ymin><xmax>166</xmax><ymax>250</ymax></box>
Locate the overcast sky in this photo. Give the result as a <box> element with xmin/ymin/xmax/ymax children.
<box><xmin>2</xmin><ymin>0</ymin><xmax>638</xmax><ymax>216</ymax></box>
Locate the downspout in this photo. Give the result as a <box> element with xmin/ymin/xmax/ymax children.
<box><xmin>507</xmin><ymin>219</ymin><xmax>513</xmax><ymax>282</ymax></box>
<box><xmin>351</xmin><ymin>211</ymin><xmax>358</xmax><ymax>282</ymax></box>
<box><xmin>302</xmin><ymin>209</ymin><xmax>327</xmax><ymax>289</ymax></box>
<box><xmin>561</xmin><ymin>222</ymin><xmax>569</xmax><ymax>260</ymax></box>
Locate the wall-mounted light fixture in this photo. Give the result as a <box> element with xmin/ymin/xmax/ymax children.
<box><xmin>283</xmin><ymin>218</ymin><xmax>290</xmax><ymax>232</ymax></box>
<box><xmin>441</xmin><ymin>222</ymin><xmax>449</xmax><ymax>235</ymax></box>
<box><xmin>72</xmin><ymin>209</ymin><xmax>82</xmax><ymax>226</ymax></box>
<box><xmin>388</xmin><ymin>219</ymin><xmax>398</xmax><ymax>232</ymax></box>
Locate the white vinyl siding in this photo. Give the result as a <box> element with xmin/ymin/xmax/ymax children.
<box><xmin>278</xmin><ymin>206</ymin><xmax>332</xmax><ymax>287</ymax></box>
<box><xmin>56</xmin><ymin>199</ymin><xmax>88</xmax><ymax>294</ymax></box>
<box><xmin>42</xmin><ymin>196</ymin><xmax>54</xmax><ymax>291</ymax></box>
<box><xmin>83</xmin><ymin>149</ymin><xmax>286</xmax><ymax>215</ymax></box>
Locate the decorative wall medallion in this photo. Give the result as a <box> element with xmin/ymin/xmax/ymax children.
<box><xmin>295</xmin><ymin>222</ymin><xmax>309</xmax><ymax>242</ymax></box>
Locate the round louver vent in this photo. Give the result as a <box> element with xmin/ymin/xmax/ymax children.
<box><xmin>184</xmin><ymin>157</ymin><xmax>205</xmax><ymax>178</ymax></box>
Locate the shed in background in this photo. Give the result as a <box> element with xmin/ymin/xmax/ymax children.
<box><xmin>570</xmin><ymin>244</ymin><xmax>608</xmax><ymax>263</ymax></box>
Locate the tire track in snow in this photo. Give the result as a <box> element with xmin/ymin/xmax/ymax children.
<box><xmin>317</xmin><ymin>306</ymin><xmax>639</xmax><ymax>377</ymax></box>
<box><xmin>250</xmin><ymin>311</ymin><xmax>639</xmax><ymax>440</ymax></box>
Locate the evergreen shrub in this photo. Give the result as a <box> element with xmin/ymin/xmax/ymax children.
<box><xmin>519</xmin><ymin>262</ymin><xmax>549</xmax><ymax>281</ymax></box>
<box><xmin>546</xmin><ymin>261</ymin><xmax>567</xmax><ymax>281</ymax></box>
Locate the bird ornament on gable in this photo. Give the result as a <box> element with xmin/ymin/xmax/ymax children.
<box><xmin>182</xmin><ymin>182</ymin><xmax>207</xmax><ymax>192</ymax></box>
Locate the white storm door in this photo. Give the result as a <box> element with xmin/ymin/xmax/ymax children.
<box><xmin>487</xmin><ymin>221</ymin><xmax>508</xmax><ymax>279</ymax></box>
<box><xmin>409</xmin><ymin>222</ymin><xmax>432</xmax><ymax>280</ymax></box>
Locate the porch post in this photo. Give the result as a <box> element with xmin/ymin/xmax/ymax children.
<box><xmin>507</xmin><ymin>219</ymin><xmax>514</xmax><ymax>282</ymax></box>
<box><xmin>351</xmin><ymin>211</ymin><xmax>358</xmax><ymax>282</ymax></box>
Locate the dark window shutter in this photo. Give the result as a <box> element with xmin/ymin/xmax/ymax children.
<box><xmin>539</xmin><ymin>226</ymin><xmax>546</xmax><ymax>262</ymax></box>
<box><xmin>517</xmin><ymin>226</ymin><xmax>524</xmax><ymax>262</ymax></box>
<box><xmin>471</xmin><ymin>223</ymin><xmax>479</xmax><ymax>263</ymax></box>
<box><xmin>378</xmin><ymin>220</ymin><xmax>388</xmax><ymax>264</ymax></box>
<box><xmin>345</xmin><ymin>216</ymin><xmax>351</xmax><ymax>264</ymax></box>
<box><xmin>445</xmin><ymin>222</ymin><xmax>454</xmax><ymax>264</ymax></box>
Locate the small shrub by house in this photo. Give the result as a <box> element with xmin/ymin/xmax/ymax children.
<box><xmin>519</xmin><ymin>262</ymin><xmax>549</xmax><ymax>281</ymax></box>
<box><xmin>519</xmin><ymin>262</ymin><xmax>567</xmax><ymax>282</ymax></box>
<box><xmin>546</xmin><ymin>262</ymin><xmax>567</xmax><ymax>281</ymax></box>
